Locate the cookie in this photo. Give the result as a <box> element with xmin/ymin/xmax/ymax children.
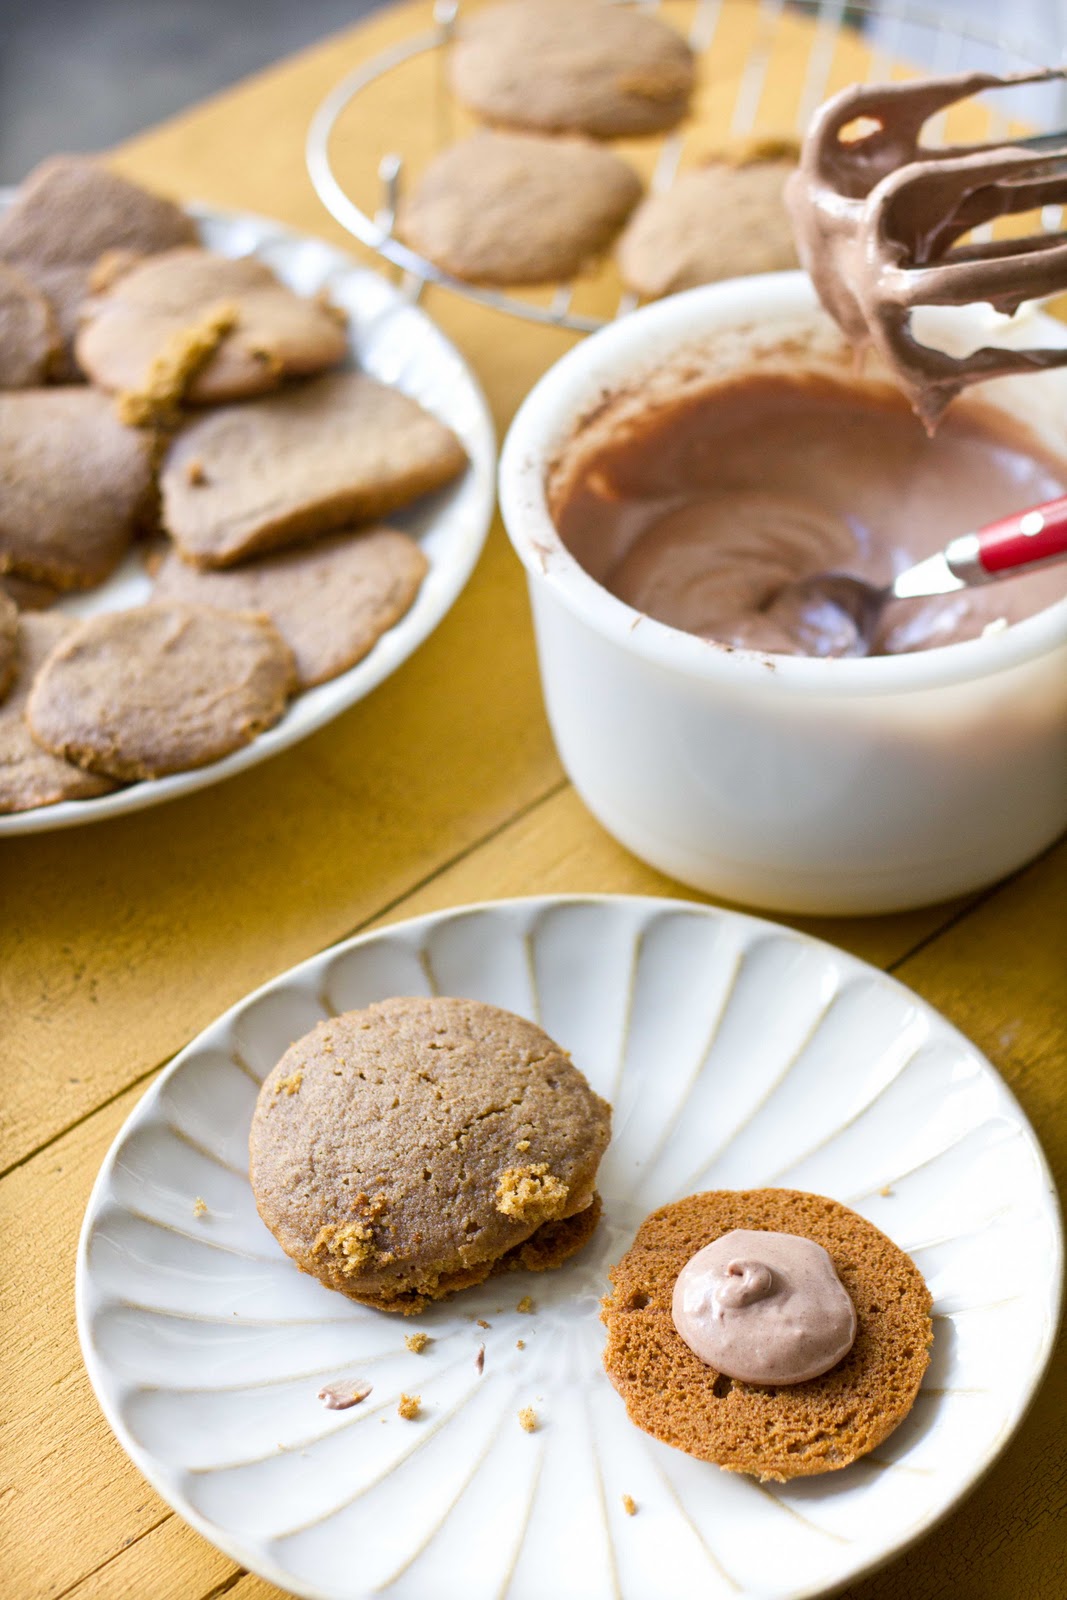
<box><xmin>151</xmin><ymin>525</ymin><xmax>428</xmax><ymax>688</ymax></box>
<box><xmin>398</xmin><ymin>131</ymin><xmax>642</xmax><ymax>285</ymax></box>
<box><xmin>0</xmin><ymin>614</ymin><xmax>117</xmax><ymax>812</ymax></box>
<box><xmin>27</xmin><ymin>602</ymin><xmax>296</xmax><ymax>781</ymax></box>
<box><xmin>617</xmin><ymin>147</ymin><xmax>801</xmax><ymax>298</ymax></box>
<box><xmin>0</xmin><ymin>155</ymin><xmax>197</xmax><ymax>375</ymax></box>
<box><xmin>450</xmin><ymin>0</ymin><xmax>695</xmax><ymax>139</ymax></box>
<box><xmin>0</xmin><ymin>575</ymin><xmax>59</xmax><ymax>611</ymax></box>
<box><xmin>0</xmin><ymin>590</ymin><xmax>17</xmax><ymax>700</ymax></box>
<box><xmin>75</xmin><ymin>247</ymin><xmax>349</xmax><ymax>414</ymax></box>
<box><xmin>161</xmin><ymin>371</ymin><xmax>468</xmax><ymax>568</ymax></box>
<box><xmin>249</xmin><ymin>997</ymin><xmax>612</xmax><ymax>1312</ymax></box>
<box><xmin>601</xmin><ymin>1188</ymin><xmax>932</xmax><ymax>1481</ymax></box>
<box><xmin>0</xmin><ymin>388</ymin><xmax>156</xmax><ymax>589</ymax></box>
<box><xmin>0</xmin><ymin>262</ymin><xmax>61</xmax><ymax>387</ymax></box>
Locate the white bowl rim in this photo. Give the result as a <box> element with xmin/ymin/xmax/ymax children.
<box><xmin>499</xmin><ymin>272</ymin><xmax>1067</xmax><ymax>699</ymax></box>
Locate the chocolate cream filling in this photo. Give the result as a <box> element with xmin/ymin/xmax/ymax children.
<box><xmin>553</xmin><ymin>371</ymin><xmax>1067</xmax><ymax>657</ymax></box>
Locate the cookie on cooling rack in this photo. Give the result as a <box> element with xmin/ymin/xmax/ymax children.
<box><xmin>617</xmin><ymin>142</ymin><xmax>801</xmax><ymax>298</ymax></box>
<box><xmin>151</xmin><ymin>524</ymin><xmax>428</xmax><ymax>689</ymax></box>
<box><xmin>0</xmin><ymin>155</ymin><xmax>197</xmax><ymax>376</ymax></box>
<box><xmin>249</xmin><ymin>996</ymin><xmax>612</xmax><ymax>1313</ymax></box>
<box><xmin>450</xmin><ymin>0</ymin><xmax>695</xmax><ymax>139</ymax></box>
<box><xmin>601</xmin><ymin>1187</ymin><xmax>932</xmax><ymax>1481</ymax></box>
<box><xmin>76</xmin><ymin>247</ymin><xmax>349</xmax><ymax>416</ymax></box>
<box><xmin>160</xmin><ymin>371</ymin><xmax>467</xmax><ymax>568</ymax></box>
<box><xmin>0</xmin><ymin>262</ymin><xmax>61</xmax><ymax>387</ymax></box>
<box><xmin>398</xmin><ymin>130</ymin><xmax>642</xmax><ymax>285</ymax></box>
<box><xmin>0</xmin><ymin>387</ymin><xmax>156</xmax><ymax>590</ymax></box>
<box><xmin>0</xmin><ymin>614</ymin><xmax>117</xmax><ymax>812</ymax></box>
<box><xmin>27</xmin><ymin>602</ymin><xmax>296</xmax><ymax>781</ymax></box>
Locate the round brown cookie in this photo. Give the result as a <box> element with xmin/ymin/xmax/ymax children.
<box><xmin>0</xmin><ymin>262</ymin><xmax>61</xmax><ymax>387</ymax></box>
<box><xmin>601</xmin><ymin>1188</ymin><xmax>932</xmax><ymax>1481</ymax></box>
<box><xmin>0</xmin><ymin>589</ymin><xmax>17</xmax><ymax>700</ymax></box>
<box><xmin>398</xmin><ymin>131</ymin><xmax>643</xmax><ymax>285</ymax></box>
<box><xmin>76</xmin><ymin>247</ymin><xmax>348</xmax><ymax>411</ymax></box>
<box><xmin>0</xmin><ymin>614</ymin><xmax>117</xmax><ymax>812</ymax></box>
<box><xmin>27</xmin><ymin>602</ymin><xmax>296</xmax><ymax>781</ymax></box>
<box><xmin>160</xmin><ymin>371</ymin><xmax>468</xmax><ymax>569</ymax></box>
<box><xmin>0</xmin><ymin>155</ymin><xmax>197</xmax><ymax>377</ymax></box>
<box><xmin>450</xmin><ymin>0</ymin><xmax>695</xmax><ymax>139</ymax></box>
<box><xmin>617</xmin><ymin>150</ymin><xmax>800</xmax><ymax>299</ymax></box>
<box><xmin>151</xmin><ymin>525</ymin><xmax>428</xmax><ymax>688</ymax></box>
<box><xmin>249</xmin><ymin>996</ymin><xmax>612</xmax><ymax>1313</ymax></box>
<box><xmin>0</xmin><ymin>388</ymin><xmax>156</xmax><ymax>590</ymax></box>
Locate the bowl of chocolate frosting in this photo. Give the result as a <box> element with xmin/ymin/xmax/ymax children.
<box><xmin>500</xmin><ymin>272</ymin><xmax>1067</xmax><ymax>914</ymax></box>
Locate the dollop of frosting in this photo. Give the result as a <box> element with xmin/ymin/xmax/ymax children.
<box><xmin>672</xmin><ymin>1228</ymin><xmax>856</xmax><ymax>1384</ymax></box>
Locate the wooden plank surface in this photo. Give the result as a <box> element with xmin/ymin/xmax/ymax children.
<box><xmin>1</xmin><ymin>4</ymin><xmax>1063</xmax><ymax>1598</ymax></box>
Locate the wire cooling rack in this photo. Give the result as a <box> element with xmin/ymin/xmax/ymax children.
<box><xmin>306</xmin><ymin>0</ymin><xmax>1066</xmax><ymax>334</ymax></box>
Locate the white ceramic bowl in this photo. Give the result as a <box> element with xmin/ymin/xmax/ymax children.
<box><xmin>499</xmin><ymin>275</ymin><xmax>1067</xmax><ymax>915</ymax></box>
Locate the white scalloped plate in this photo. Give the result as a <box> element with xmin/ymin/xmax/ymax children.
<box><xmin>0</xmin><ymin>199</ymin><xmax>495</xmax><ymax>835</ymax></box>
<box><xmin>77</xmin><ymin>896</ymin><xmax>1061</xmax><ymax>1599</ymax></box>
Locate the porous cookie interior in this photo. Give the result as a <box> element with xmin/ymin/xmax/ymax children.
<box><xmin>601</xmin><ymin>1188</ymin><xmax>932</xmax><ymax>1481</ymax></box>
<box><xmin>249</xmin><ymin>996</ymin><xmax>612</xmax><ymax>1310</ymax></box>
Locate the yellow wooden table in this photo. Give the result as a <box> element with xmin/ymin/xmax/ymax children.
<box><xmin>2</xmin><ymin>4</ymin><xmax>1064</xmax><ymax>1596</ymax></box>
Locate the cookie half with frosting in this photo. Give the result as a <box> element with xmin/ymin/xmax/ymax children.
<box><xmin>601</xmin><ymin>1187</ymin><xmax>932</xmax><ymax>1480</ymax></box>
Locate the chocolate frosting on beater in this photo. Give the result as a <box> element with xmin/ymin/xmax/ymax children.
<box><xmin>786</xmin><ymin>70</ymin><xmax>1067</xmax><ymax>428</ymax></box>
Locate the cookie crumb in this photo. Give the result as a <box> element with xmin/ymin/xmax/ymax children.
<box><xmin>273</xmin><ymin>1068</ymin><xmax>304</xmax><ymax>1097</ymax></box>
<box><xmin>185</xmin><ymin>457</ymin><xmax>207</xmax><ymax>486</ymax></box>
<box><xmin>404</xmin><ymin>1332</ymin><xmax>429</xmax><ymax>1354</ymax></box>
<box><xmin>476</xmin><ymin>1318</ymin><xmax>491</xmax><ymax>1330</ymax></box>
<box><xmin>518</xmin><ymin>1406</ymin><xmax>537</xmax><ymax>1433</ymax></box>
<box><xmin>311</xmin><ymin>1220</ymin><xmax>375</xmax><ymax>1275</ymax></box>
<box><xmin>116</xmin><ymin>302</ymin><xmax>239</xmax><ymax>428</ymax></box>
<box><xmin>516</xmin><ymin>1138</ymin><xmax>531</xmax><ymax>1152</ymax></box>
<box><xmin>475</xmin><ymin>1344</ymin><xmax>485</xmax><ymax>1374</ymax></box>
<box><xmin>879</xmin><ymin>1185</ymin><xmax>894</xmax><ymax>1197</ymax></box>
<box><xmin>517</xmin><ymin>1295</ymin><xmax>534</xmax><ymax>1314</ymax></box>
<box><xmin>495</xmin><ymin>1163</ymin><xmax>569</xmax><ymax>1222</ymax></box>
<box><xmin>622</xmin><ymin>1494</ymin><xmax>637</xmax><ymax>1516</ymax></box>
<box><xmin>192</xmin><ymin>1196</ymin><xmax>208</xmax><ymax>1218</ymax></box>
<box><xmin>398</xmin><ymin>1393</ymin><xmax>421</xmax><ymax>1420</ymax></box>
<box><xmin>516</xmin><ymin>1339</ymin><xmax>525</xmax><ymax>1350</ymax></box>
<box><xmin>318</xmin><ymin>1381</ymin><xmax>371</xmax><ymax>1410</ymax></box>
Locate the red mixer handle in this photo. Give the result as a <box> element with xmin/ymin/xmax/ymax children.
<box><xmin>972</xmin><ymin>494</ymin><xmax>1067</xmax><ymax>576</ymax></box>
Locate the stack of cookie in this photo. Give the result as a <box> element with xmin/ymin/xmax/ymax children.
<box><xmin>395</xmin><ymin>0</ymin><xmax>799</xmax><ymax>296</ymax></box>
<box><xmin>248</xmin><ymin>994</ymin><xmax>933</xmax><ymax>1482</ymax></box>
<box><xmin>0</xmin><ymin>157</ymin><xmax>468</xmax><ymax>813</ymax></box>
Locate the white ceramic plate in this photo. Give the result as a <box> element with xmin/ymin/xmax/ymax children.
<box><xmin>77</xmin><ymin>896</ymin><xmax>1061</xmax><ymax>1600</ymax></box>
<box><xmin>0</xmin><ymin>200</ymin><xmax>496</xmax><ymax>835</ymax></box>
